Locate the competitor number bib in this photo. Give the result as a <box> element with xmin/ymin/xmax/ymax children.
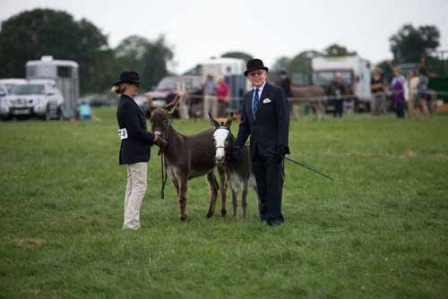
<box><xmin>118</xmin><ymin>128</ymin><xmax>128</xmax><ymax>140</ymax></box>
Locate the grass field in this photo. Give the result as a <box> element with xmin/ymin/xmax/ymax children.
<box><xmin>1</xmin><ymin>109</ymin><xmax>447</xmax><ymax>298</ymax></box>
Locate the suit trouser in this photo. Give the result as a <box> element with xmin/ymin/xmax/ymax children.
<box><xmin>123</xmin><ymin>162</ymin><xmax>147</xmax><ymax>229</ymax></box>
<box><xmin>252</xmin><ymin>157</ymin><xmax>284</xmax><ymax>223</ymax></box>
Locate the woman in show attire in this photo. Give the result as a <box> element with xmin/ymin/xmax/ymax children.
<box><xmin>113</xmin><ymin>71</ymin><xmax>167</xmax><ymax>230</ymax></box>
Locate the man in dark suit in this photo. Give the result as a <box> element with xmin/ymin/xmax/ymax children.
<box><xmin>114</xmin><ymin>71</ymin><xmax>166</xmax><ymax>230</ymax></box>
<box><xmin>234</xmin><ymin>59</ymin><xmax>290</xmax><ymax>226</ymax></box>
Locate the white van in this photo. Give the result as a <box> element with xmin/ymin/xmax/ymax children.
<box><xmin>0</xmin><ymin>79</ymin><xmax>64</xmax><ymax>120</ymax></box>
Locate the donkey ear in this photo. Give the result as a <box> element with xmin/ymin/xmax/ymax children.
<box><xmin>165</xmin><ymin>95</ymin><xmax>181</xmax><ymax>114</ymax></box>
<box><xmin>208</xmin><ymin>112</ymin><xmax>220</xmax><ymax>128</ymax></box>
<box><xmin>224</xmin><ymin>111</ymin><xmax>234</xmax><ymax>128</ymax></box>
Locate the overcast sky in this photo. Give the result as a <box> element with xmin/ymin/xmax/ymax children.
<box><xmin>1</xmin><ymin>0</ymin><xmax>447</xmax><ymax>73</ymax></box>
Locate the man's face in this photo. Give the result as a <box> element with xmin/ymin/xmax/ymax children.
<box><xmin>247</xmin><ymin>69</ymin><xmax>267</xmax><ymax>87</ymax></box>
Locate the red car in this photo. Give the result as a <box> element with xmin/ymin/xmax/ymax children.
<box><xmin>144</xmin><ymin>75</ymin><xmax>203</xmax><ymax>118</ymax></box>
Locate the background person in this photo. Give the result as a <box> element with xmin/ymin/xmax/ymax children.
<box><xmin>234</xmin><ymin>58</ymin><xmax>290</xmax><ymax>226</ymax></box>
<box><xmin>276</xmin><ymin>70</ymin><xmax>295</xmax><ymax>118</ymax></box>
<box><xmin>78</xmin><ymin>101</ymin><xmax>92</xmax><ymax>121</ymax></box>
<box><xmin>329</xmin><ymin>72</ymin><xmax>347</xmax><ymax>118</ymax></box>
<box><xmin>277</xmin><ymin>69</ymin><xmax>293</xmax><ymax>99</ymax></box>
<box><xmin>404</xmin><ymin>69</ymin><xmax>419</xmax><ymax>118</ymax></box>
<box><xmin>416</xmin><ymin>66</ymin><xmax>430</xmax><ymax>118</ymax></box>
<box><xmin>216</xmin><ymin>76</ymin><xmax>230</xmax><ymax>117</ymax></box>
<box><xmin>202</xmin><ymin>74</ymin><xmax>216</xmax><ymax>119</ymax></box>
<box><xmin>390</xmin><ymin>67</ymin><xmax>406</xmax><ymax>118</ymax></box>
<box><xmin>113</xmin><ymin>71</ymin><xmax>167</xmax><ymax>230</ymax></box>
<box><xmin>370</xmin><ymin>67</ymin><xmax>386</xmax><ymax>116</ymax></box>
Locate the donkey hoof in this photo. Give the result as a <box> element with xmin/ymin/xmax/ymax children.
<box><xmin>206</xmin><ymin>211</ymin><xmax>214</xmax><ymax>218</ymax></box>
<box><xmin>221</xmin><ymin>209</ymin><xmax>227</xmax><ymax>216</ymax></box>
<box><xmin>180</xmin><ymin>215</ymin><xmax>188</xmax><ymax>221</ymax></box>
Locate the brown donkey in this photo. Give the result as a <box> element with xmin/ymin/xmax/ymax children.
<box><xmin>150</xmin><ymin>96</ymin><xmax>226</xmax><ymax>220</ymax></box>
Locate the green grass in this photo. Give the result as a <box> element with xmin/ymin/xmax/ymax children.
<box><xmin>1</xmin><ymin>109</ymin><xmax>447</xmax><ymax>298</ymax></box>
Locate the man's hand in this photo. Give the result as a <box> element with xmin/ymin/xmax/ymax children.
<box><xmin>269</xmin><ymin>146</ymin><xmax>288</xmax><ymax>163</ymax></box>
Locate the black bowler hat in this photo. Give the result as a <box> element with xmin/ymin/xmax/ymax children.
<box><xmin>244</xmin><ymin>58</ymin><xmax>269</xmax><ymax>76</ymax></box>
<box><xmin>112</xmin><ymin>71</ymin><xmax>142</xmax><ymax>86</ymax></box>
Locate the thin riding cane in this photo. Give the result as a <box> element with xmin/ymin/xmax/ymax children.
<box><xmin>284</xmin><ymin>156</ymin><xmax>334</xmax><ymax>181</ymax></box>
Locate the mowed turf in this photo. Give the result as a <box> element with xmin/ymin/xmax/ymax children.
<box><xmin>0</xmin><ymin>109</ymin><xmax>447</xmax><ymax>298</ymax></box>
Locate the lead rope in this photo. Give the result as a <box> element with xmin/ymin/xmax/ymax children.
<box><xmin>160</xmin><ymin>153</ymin><xmax>168</xmax><ymax>199</ymax></box>
<box><xmin>157</xmin><ymin>128</ymin><xmax>169</xmax><ymax>199</ymax></box>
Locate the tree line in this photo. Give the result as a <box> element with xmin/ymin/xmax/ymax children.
<box><xmin>0</xmin><ymin>9</ymin><xmax>173</xmax><ymax>95</ymax></box>
<box><xmin>0</xmin><ymin>8</ymin><xmax>445</xmax><ymax>95</ymax></box>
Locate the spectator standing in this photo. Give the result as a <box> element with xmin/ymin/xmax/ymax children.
<box><xmin>277</xmin><ymin>70</ymin><xmax>293</xmax><ymax>98</ymax></box>
<box><xmin>404</xmin><ymin>69</ymin><xmax>419</xmax><ymax>119</ymax></box>
<box><xmin>391</xmin><ymin>67</ymin><xmax>406</xmax><ymax>119</ymax></box>
<box><xmin>113</xmin><ymin>71</ymin><xmax>167</xmax><ymax>230</ymax></box>
<box><xmin>370</xmin><ymin>67</ymin><xmax>386</xmax><ymax>116</ymax></box>
<box><xmin>277</xmin><ymin>70</ymin><xmax>296</xmax><ymax>118</ymax></box>
<box><xmin>416</xmin><ymin>67</ymin><xmax>430</xmax><ymax>118</ymax></box>
<box><xmin>329</xmin><ymin>72</ymin><xmax>347</xmax><ymax>118</ymax></box>
<box><xmin>216</xmin><ymin>76</ymin><xmax>230</xmax><ymax>117</ymax></box>
<box><xmin>78</xmin><ymin>101</ymin><xmax>92</xmax><ymax>121</ymax></box>
<box><xmin>202</xmin><ymin>74</ymin><xmax>217</xmax><ymax>119</ymax></box>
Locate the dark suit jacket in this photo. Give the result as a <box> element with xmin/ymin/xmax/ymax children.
<box><xmin>116</xmin><ymin>95</ymin><xmax>154</xmax><ymax>165</ymax></box>
<box><xmin>235</xmin><ymin>82</ymin><xmax>290</xmax><ymax>159</ymax></box>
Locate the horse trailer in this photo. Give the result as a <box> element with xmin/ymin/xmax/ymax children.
<box><xmin>26</xmin><ymin>56</ymin><xmax>79</xmax><ymax>119</ymax></box>
<box><xmin>312</xmin><ymin>55</ymin><xmax>372</xmax><ymax>112</ymax></box>
<box><xmin>185</xmin><ymin>57</ymin><xmax>248</xmax><ymax>112</ymax></box>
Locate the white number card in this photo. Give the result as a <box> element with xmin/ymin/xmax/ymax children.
<box><xmin>118</xmin><ymin>128</ymin><xmax>128</xmax><ymax>140</ymax></box>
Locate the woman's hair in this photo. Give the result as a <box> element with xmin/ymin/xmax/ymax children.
<box><xmin>111</xmin><ymin>83</ymin><xmax>129</xmax><ymax>94</ymax></box>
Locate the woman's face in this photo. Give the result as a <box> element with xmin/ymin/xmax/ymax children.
<box><xmin>125</xmin><ymin>83</ymin><xmax>140</xmax><ymax>97</ymax></box>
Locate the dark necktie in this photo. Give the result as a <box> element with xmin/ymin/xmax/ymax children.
<box><xmin>253</xmin><ymin>88</ymin><xmax>259</xmax><ymax>117</ymax></box>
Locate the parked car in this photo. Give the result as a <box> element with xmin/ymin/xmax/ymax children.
<box><xmin>134</xmin><ymin>94</ymin><xmax>152</xmax><ymax>118</ymax></box>
<box><xmin>0</xmin><ymin>79</ymin><xmax>64</xmax><ymax>120</ymax></box>
<box><xmin>0</xmin><ymin>78</ymin><xmax>27</xmax><ymax>94</ymax></box>
<box><xmin>0</xmin><ymin>85</ymin><xmax>7</xmax><ymax>97</ymax></box>
<box><xmin>144</xmin><ymin>75</ymin><xmax>203</xmax><ymax>118</ymax></box>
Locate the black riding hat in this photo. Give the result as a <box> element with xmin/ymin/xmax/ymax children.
<box><xmin>112</xmin><ymin>71</ymin><xmax>142</xmax><ymax>86</ymax></box>
<box><xmin>244</xmin><ymin>58</ymin><xmax>269</xmax><ymax>76</ymax></box>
